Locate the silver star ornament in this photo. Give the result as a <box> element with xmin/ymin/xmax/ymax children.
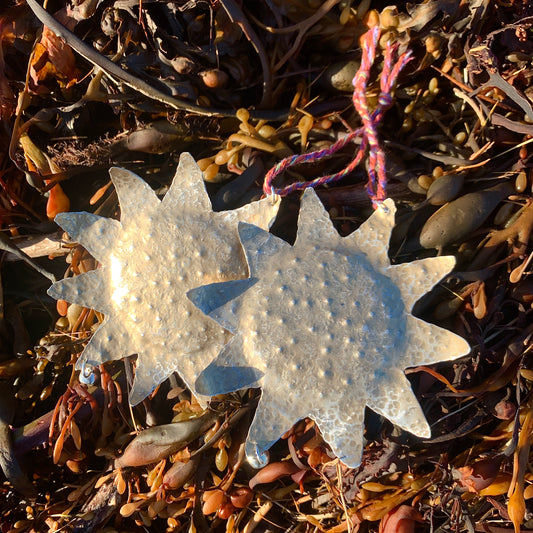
<box><xmin>188</xmin><ymin>189</ymin><xmax>470</xmax><ymax>468</ymax></box>
<box><xmin>48</xmin><ymin>153</ymin><xmax>279</xmax><ymax>405</ymax></box>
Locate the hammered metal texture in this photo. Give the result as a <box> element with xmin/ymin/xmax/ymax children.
<box><xmin>47</xmin><ymin>153</ymin><xmax>280</xmax><ymax>405</ymax></box>
<box><xmin>188</xmin><ymin>189</ymin><xmax>470</xmax><ymax>468</ymax></box>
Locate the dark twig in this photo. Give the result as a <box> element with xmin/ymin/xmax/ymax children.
<box><xmin>219</xmin><ymin>0</ymin><xmax>273</xmax><ymax>108</ymax></box>
<box><xmin>266</xmin><ymin>0</ymin><xmax>341</xmax><ymax>73</ymax></box>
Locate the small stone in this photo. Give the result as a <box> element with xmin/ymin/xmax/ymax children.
<box><xmin>325</xmin><ymin>60</ymin><xmax>360</xmax><ymax>92</ymax></box>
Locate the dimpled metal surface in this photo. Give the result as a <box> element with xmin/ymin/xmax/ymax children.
<box><xmin>188</xmin><ymin>189</ymin><xmax>470</xmax><ymax>468</ymax></box>
<box><xmin>47</xmin><ymin>153</ymin><xmax>279</xmax><ymax>405</ymax></box>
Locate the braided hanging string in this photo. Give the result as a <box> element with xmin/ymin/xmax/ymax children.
<box><xmin>262</xmin><ymin>27</ymin><xmax>412</xmax><ymax>208</ymax></box>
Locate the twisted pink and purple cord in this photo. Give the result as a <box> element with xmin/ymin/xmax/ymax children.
<box><xmin>262</xmin><ymin>27</ymin><xmax>412</xmax><ymax>208</ymax></box>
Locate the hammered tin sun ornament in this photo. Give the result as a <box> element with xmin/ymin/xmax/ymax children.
<box><xmin>188</xmin><ymin>189</ymin><xmax>471</xmax><ymax>468</ymax></box>
<box><xmin>47</xmin><ymin>153</ymin><xmax>279</xmax><ymax>405</ymax></box>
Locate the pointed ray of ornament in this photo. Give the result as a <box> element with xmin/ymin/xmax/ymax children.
<box><xmin>238</xmin><ymin>222</ymin><xmax>291</xmax><ymax>273</ymax></box>
<box><xmin>187</xmin><ymin>278</ymin><xmax>257</xmax><ymax>333</ymax></box>
<box><xmin>245</xmin><ymin>388</ymin><xmax>299</xmax><ymax>468</ymax></box>
<box><xmin>404</xmin><ymin>315</ymin><xmax>470</xmax><ymax>367</ymax></box>
<box><xmin>128</xmin><ymin>361</ymin><xmax>154</xmax><ymax>405</ymax></box>
<box><xmin>55</xmin><ymin>213</ymin><xmax>121</xmax><ymax>263</ymax></box>
<box><xmin>128</xmin><ymin>352</ymin><xmax>180</xmax><ymax>406</ymax></box>
<box><xmin>162</xmin><ymin>153</ymin><xmax>280</xmax><ymax>232</ymax></box>
<box><xmin>48</xmin><ymin>269</ymin><xmax>112</xmax><ymax>315</ymax></box>
<box><xmin>161</xmin><ymin>152</ymin><xmax>212</xmax><ymax>212</ymax></box>
<box><xmin>345</xmin><ymin>198</ymin><xmax>396</xmax><ymax>270</ymax></box>
<box><xmin>387</xmin><ymin>256</ymin><xmax>456</xmax><ymax>310</ymax></box>
<box><xmin>195</xmin><ymin>335</ymin><xmax>263</xmax><ymax>396</ymax></box>
<box><xmin>79</xmin><ymin>317</ymin><xmax>130</xmax><ymax>367</ymax></box>
<box><xmin>365</xmin><ymin>370</ymin><xmax>431</xmax><ymax>438</ymax></box>
<box><xmin>312</xmin><ymin>409</ymin><xmax>366</xmax><ymax>467</ymax></box>
<box><xmin>109</xmin><ymin>167</ymin><xmax>160</xmax><ymax>223</ymax></box>
<box><xmin>294</xmin><ymin>189</ymin><xmax>341</xmax><ymax>249</ymax></box>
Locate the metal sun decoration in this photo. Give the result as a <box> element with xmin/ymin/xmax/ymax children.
<box><xmin>47</xmin><ymin>153</ymin><xmax>279</xmax><ymax>405</ymax></box>
<box><xmin>188</xmin><ymin>190</ymin><xmax>471</xmax><ymax>468</ymax></box>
